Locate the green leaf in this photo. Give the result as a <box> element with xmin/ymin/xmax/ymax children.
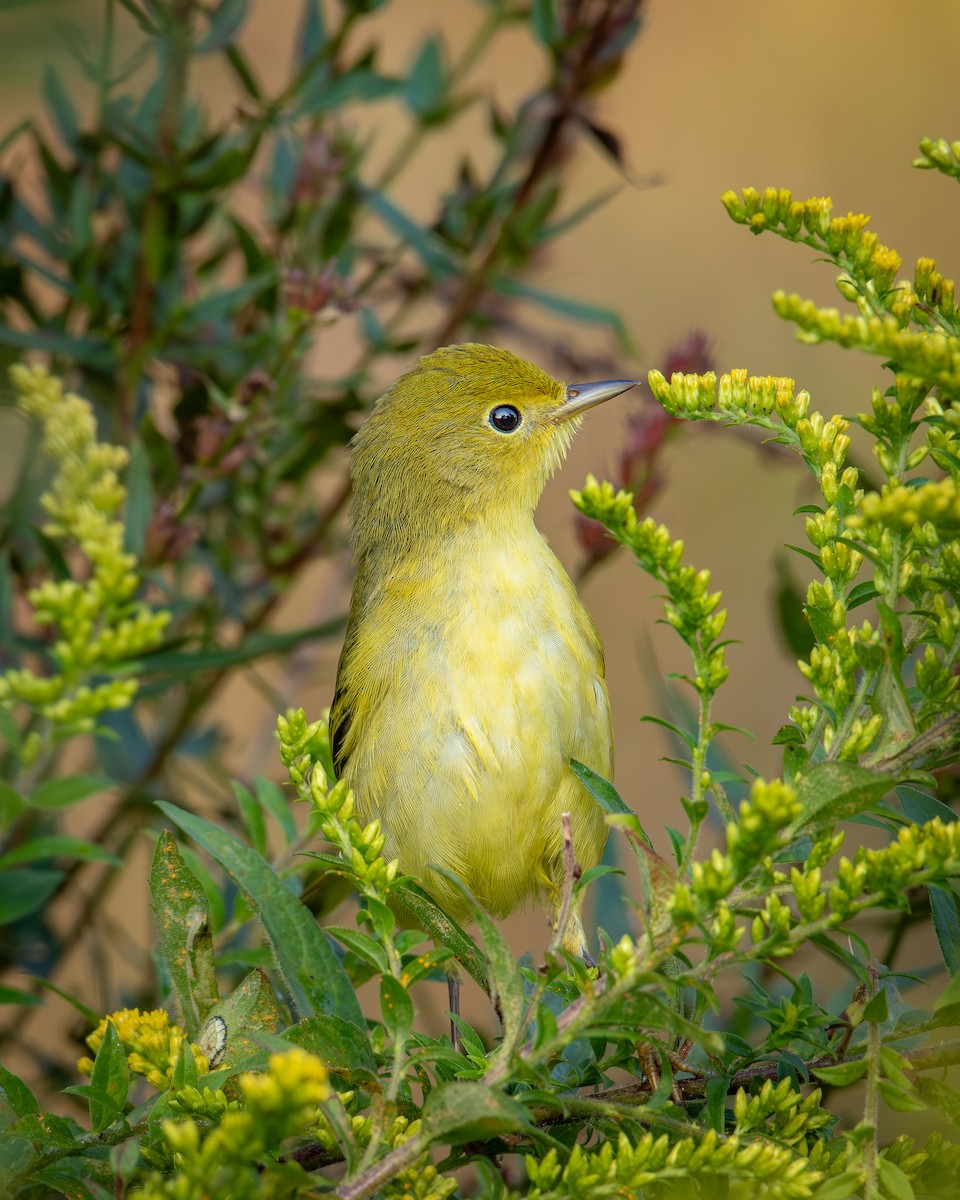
<box><xmin>0</xmin><ymin>868</ymin><xmax>62</xmax><ymax>923</ymax></box>
<box><xmin>704</xmin><ymin>1075</ymin><xmax>731</xmax><ymax>1132</ymax></box>
<box><xmin>391</xmin><ymin>879</ymin><xmax>488</xmax><ymax>995</ymax></box>
<box><xmin>0</xmin><ymin>1136</ymin><xmax>34</xmax><ymax>1186</ymax></box>
<box><xmin>197</xmin><ymin>968</ymin><xmax>281</xmax><ymax>1068</ymax></box>
<box><xmin>42</xmin><ymin>66</ymin><xmax>78</xmax><ymax>147</ymax></box>
<box><xmin>531</xmin><ymin>0</ymin><xmax>560</xmax><ymax>45</ymax></box>
<box><xmin>812</xmin><ymin>1059</ymin><xmax>868</xmax><ymax>1086</ymax></box>
<box><xmin>328</xmin><ymin>926</ymin><xmax>389</xmax><ymax>974</ymax></box>
<box><xmin>404</xmin><ymin>36</ymin><xmax>445</xmax><ymax>119</ymax></box>
<box><xmin>363</xmin><ymin>187</ymin><xmax>459</xmax><ymax>280</ymax></box>
<box><xmin>0</xmin><ymin>836</ymin><xmax>121</xmax><ymax>869</ymax></box>
<box><xmin>26</xmin><ymin>774</ymin><xmax>112</xmax><ymax>811</ymax></box>
<box><xmin>157</xmin><ymin>803</ymin><xmax>364</xmax><ymax>1029</ymax></box>
<box><xmin>877</xmin><ymin>1078</ymin><xmax>927</xmax><ymax>1113</ymax></box>
<box><xmin>253</xmin><ymin>777</ymin><xmax>297</xmax><ymax>846</ymax></box>
<box><xmin>172</xmin><ymin>1037</ymin><xmax>200</xmax><ymax>1092</ymax></box>
<box><xmin>88</xmin><ymin>1021</ymin><xmax>129</xmax><ymax>1133</ymax></box>
<box><xmin>0</xmin><ymin>985</ymin><xmax>41</xmax><ymax>1007</ymax></box>
<box><xmin>494</xmin><ymin>277</ymin><xmax>636</xmax><ymax>353</ymax></box>
<box><xmin>282</xmin><ymin>1014</ymin><xmax>377</xmax><ymax>1074</ymax></box>
<box><xmin>569</xmin><ymin>760</ymin><xmax>652</xmax><ymax>847</ymax></box>
<box><xmin>0</xmin><ymin>1065</ymin><xmax>39</xmax><ymax>1120</ymax></box>
<box><xmin>862</xmin><ymin>989</ymin><xmax>889</xmax><ymax>1023</ymax></box>
<box><xmin>123</xmin><ymin>438</ymin><xmax>154</xmax><ymax>558</ymax></box>
<box><xmin>149</xmin><ymin>831</ymin><xmax>219</xmax><ymax>1038</ymax></box>
<box><xmin>930</xmin><ymin>886</ymin><xmax>960</xmax><ymax>974</ymax></box>
<box><xmin>196</xmin><ymin>0</ymin><xmax>249</xmax><ymax>52</ymax></box>
<box><xmin>232</xmin><ymin>782</ymin><xmax>268</xmax><ymax>856</ymax></box>
<box><xmin>143</xmin><ymin>616</ymin><xmax>345</xmax><ymax>674</ymax></box>
<box><xmin>935</xmin><ymin>966</ymin><xmax>960</xmax><ymax>1013</ymax></box>
<box><xmin>380</xmin><ymin>975</ymin><xmax>414</xmax><ymax>1043</ymax></box>
<box><xmin>429</xmin><ymin>867</ymin><xmax>525</xmax><ymax>1045</ymax></box>
<box><xmin>296</xmin><ymin>0</ymin><xmax>326</xmax><ymax>63</ymax></box>
<box><xmin>794</xmin><ymin>762</ymin><xmax>900</xmax><ymax>831</ymax></box>
<box><xmin>897</xmin><ymin>784</ymin><xmax>957</xmax><ymax>825</ymax></box>
<box><xmin>421</xmin><ymin>1080</ymin><xmax>531</xmax><ymax>1144</ymax></box>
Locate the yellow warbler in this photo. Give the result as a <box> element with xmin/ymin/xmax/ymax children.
<box><xmin>330</xmin><ymin>343</ymin><xmax>635</xmax><ymax>960</ymax></box>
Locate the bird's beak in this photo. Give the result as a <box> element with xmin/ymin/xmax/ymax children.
<box><xmin>554</xmin><ymin>378</ymin><xmax>638</xmax><ymax>422</ymax></box>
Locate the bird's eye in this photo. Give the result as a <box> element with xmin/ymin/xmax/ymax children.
<box><xmin>488</xmin><ymin>404</ymin><xmax>522</xmax><ymax>433</ymax></box>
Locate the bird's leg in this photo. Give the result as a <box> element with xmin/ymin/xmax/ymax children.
<box><xmin>447</xmin><ymin>970</ymin><xmax>462</xmax><ymax>1053</ymax></box>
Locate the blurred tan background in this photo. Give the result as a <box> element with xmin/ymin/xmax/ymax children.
<box><xmin>3</xmin><ymin>0</ymin><xmax>960</xmax><ymax>1084</ymax></box>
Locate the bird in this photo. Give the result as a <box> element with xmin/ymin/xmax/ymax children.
<box><xmin>329</xmin><ymin>342</ymin><xmax>636</xmax><ymax>1006</ymax></box>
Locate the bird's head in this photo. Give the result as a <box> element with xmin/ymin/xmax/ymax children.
<box><xmin>350</xmin><ymin>342</ymin><xmax>636</xmax><ymax>550</ymax></box>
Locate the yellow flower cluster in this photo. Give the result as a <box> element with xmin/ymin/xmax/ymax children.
<box><xmin>78</xmin><ymin>1008</ymin><xmax>209</xmax><ymax>1092</ymax></box>
<box><xmin>0</xmin><ymin>363</ymin><xmax>170</xmax><ymax>736</ymax></box>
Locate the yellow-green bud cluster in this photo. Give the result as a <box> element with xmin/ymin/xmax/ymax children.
<box><xmin>572</xmin><ymin>476</ymin><xmax>728</xmax><ymax>695</ymax></box>
<box><xmin>671</xmin><ymin>779</ymin><xmax>799</xmax><ymax>929</ymax></box>
<box><xmin>733</xmin><ymin>1078</ymin><xmax>833</xmax><ymax>1147</ymax></box>
<box><xmin>525</xmin><ymin>1126</ymin><xmax>824</xmax><ymax>1199</ymax></box>
<box><xmin>914</xmin><ymin>256</ymin><xmax>957</xmax><ymax>322</ymax></box>
<box><xmin>278</xmin><ymin>708</ymin><xmax>398</xmax><ymax>900</ymax></box>
<box><xmin>379</xmin><ymin>1117</ymin><xmax>457</xmax><ymax>1200</ymax></box>
<box><xmin>829</xmin><ymin>818</ymin><xmax>960</xmax><ymax>921</ymax></box>
<box><xmin>726</xmin><ymin>779</ymin><xmax>801</xmax><ymax>877</ymax></box>
<box><xmin>0</xmin><ymin>364</ymin><xmax>169</xmax><ymax>732</ymax></box>
<box><xmin>131</xmin><ymin>1049</ymin><xmax>331</xmax><ymax>1200</ymax></box>
<box><xmin>914</xmin><ymin>136</ymin><xmax>960</xmax><ymax>181</ymax></box>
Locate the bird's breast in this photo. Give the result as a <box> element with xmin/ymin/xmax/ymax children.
<box><xmin>338</xmin><ymin>526</ymin><xmax>612</xmax><ymax>918</ymax></box>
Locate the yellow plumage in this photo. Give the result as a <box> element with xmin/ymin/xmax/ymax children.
<box><xmin>330</xmin><ymin>343</ymin><xmax>634</xmax><ymax>953</ymax></box>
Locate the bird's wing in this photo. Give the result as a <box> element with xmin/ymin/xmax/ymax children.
<box><xmin>329</xmin><ymin>651</ymin><xmax>353</xmax><ymax>778</ymax></box>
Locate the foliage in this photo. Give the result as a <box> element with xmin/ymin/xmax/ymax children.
<box><xmin>0</xmin><ymin>0</ymin><xmax>636</xmax><ymax>997</ymax></box>
<box><xmin>1</xmin><ymin>3</ymin><xmax>960</xmax><ymax>1200</ymax></box>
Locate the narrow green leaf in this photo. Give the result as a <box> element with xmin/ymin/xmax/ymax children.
<box><xmin>328</xmin><ymin>926</ymin><xmax>389</xmax><ymax>974</ymax></box>
<box><xmin>123</xmin><ymin>438</ymin><xmax>153</xmax><ymax>558</ymax></box>
<box><xmin>196</xmin><ymin>0</ymin><xmax>249</xmax><ymax>52</ymax></box>
<box><xmin>363</xmin><ymin>186</ymin><xmax>459</xmax><ymax>279</ymax></box>
<box><xmin>0</xmin><ymin>1065</ymin><xmax>39</xmax><ymax>1118</ymax></box>
<box><xmin>157</xmin><ymin>803</ymin><xmax>364</xmax><ymax>1029</ymax></box>
<box><xmin>405</xmin><ymin>35</ymin><xmax>446</xmax><ymax>120</ymax></box>
<box><xmin>142</xmin><ymin>616</ymin><xmax>345</xmax><ymax>674</ymax></box>
<box><xmin>149</xmin><ymin>831</ymin><xmax>219</xmax><ymax>1038</ymax></box>
<box><xmin>531</xmin><ymin>0</ymin><xmax>559</xmax><ymax>46</ymax></box>
<box><xmin>569</xmin><ymin>759</ymin><xmax>652</xmax><ymax>847</ymax></box>
<box><xmin>0</xmin><ymin>985</ymin><xmax>42</xmax><ymax>1006</ymax></box>
<box><xmin>171</xmin><ymin>1037</ymin><xmax>200</xmax><ymax>1091</ymax></box>
<box><xmin>88</xmin><ymin>1021</ymin><xmax>129</xmax><ymax>1133</ymax></box>
<box><xmin>232</xmin><ymin>782</ymin><xmax>268</xmax><ymax>856</ymax></box>
<box><xmin>429</xmin><ymin>866</ymin><xmax>525</xmax><ymax>1044</ymax></box>
<box><xmin>493</xmin><ymin>277</ymin><xmax>635</xmax><ymax>352</ymax></box>
<box><xmin>935</xmin><ymin>966</ymin><xmax>960</xmax><ymax>1013</ymax></box>
<box><xmin>812</xmin><ymin>1059</ymin><xmax>868</xmax><ymax>1086</ymax></box>
<box><xmin>930</xmin><ymin>886</ymin><xmax>960</xmax><ymax>974</ymax></box>
<box><xmin>42</xmin><ymin>66</ymin><xmax>78</xmax><ymax>147</ymax></box>
<box><xmin>391</xmin><ymin>878</ymin><xmax>488</xmax><ymax>994</ymax></box>
<box><xmin>704</xmin><ymin>1074</ymin><xmax>731</xmax><ymax>1132</ymax></box>
<box><xmin>0</xmin><ymin>868</ymin><xmax>62</xmax><ymax>923</ymax></box>
<box><xmin>254</xmin><ymin>777</ymin><xmax>297</xmax><ymax>846</ymax></box>
<box><xmin>862</xmin><ymin>989</ymin><xmax>889</xmax><ymax>1023</ymax></box>
<box><xmin>296</xmin><ymin>0</ymin><xmax>326</xmax><ymax>63</ymax></box>
<box><xmin>27</xmin><ymin>774</ymin><xmax>112</xmax><ymax>811</ymax></box>
<box><xmin>380</xmin><ymin>976</ymin><xmax>414</xmax><ymax>1043</ymax></box>
<box><xmin>0</xmin><ymin>836</ymin><xmax>121</xmax><ymax>869</ymax></box>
